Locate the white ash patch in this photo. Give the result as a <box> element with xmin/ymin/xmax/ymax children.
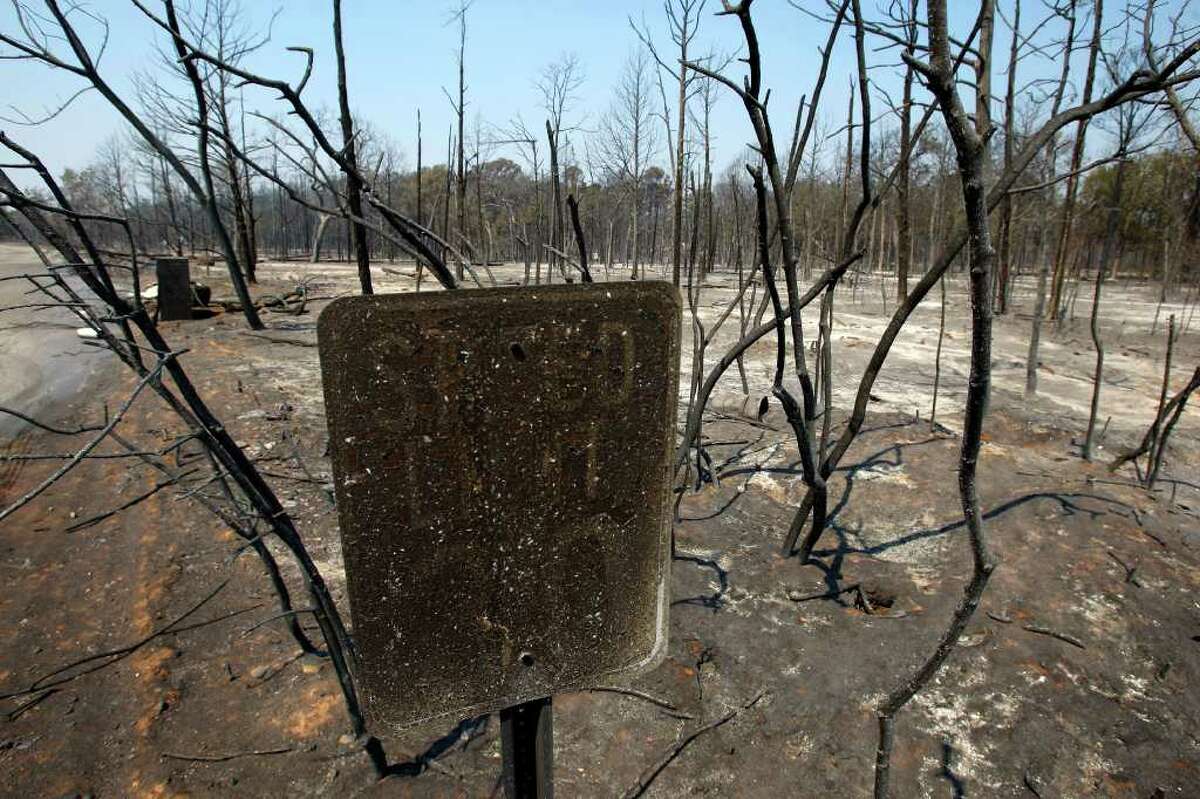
<box><xmin>980</xmin><ymin>440</ymin><xmax>1013</xmax><ymax>459</ymax></box>
<box><xmin>1075</xmin><ymin>748</ymin><xmax>1119</xmax><ymax>795</ymax></box>
<box><xmin>852</xmin><ymin>461</ymin><xmax>915</xmax><ymax>487</ymax></box>
<box><xmin>837</xmin><ymin>513</ymin><xmax>952</xmax><ymax>570</ymax></box>
<box><xmin>311</xmin><ymin>548</ymin><xmax>347</xmax><ymax>592</ymax></box>
<box><xmin>782</xmin><ymin>731</ymin><xmax>815</xmax><ymax>761</ymax></box>
<box><xmin>745</xmin><ymin>471</ymin><xmax>807</xmax><ymax>506</ymax></box>
<box><xmin>721</xmin><ymin>591</ymin><xmax>795</xmax><ymax>619</ymax></box>
<box><xmin>791</xmin><ymin>611</ymin><xmax>835</xmax><ymax>631</ymax></box>
<box><xmin>1120</xmin><ymin>673</ymin><xmax>1160</xmax><ymax>706</ymax></box>
<box><xmin>912</xmin><ymin>664</ymin><xmax>1015</xmax><ymax>793</ymax></box>
<box><xmin>1076</xmin><ymin>591</ymin><xmax>1125</xmax><ymax>636</ymax></box>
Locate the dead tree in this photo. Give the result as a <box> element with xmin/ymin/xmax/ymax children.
<box><xmin>876</xmin><ymin>3</ymin><xmax>999</xmax><ymax>793</ymax></box>
<box><xmin>565</xmin><ymin>194</ymin><xmax>593</xmax><ymax>283</ymax></box>
<box><xmin>502</xmin><ymin>120</ymin><xmax>544</xmax><ymax>282</ymax></box>
<box><xmin>929</xmin><ymin>271</ymin><xmax>948</xmax><ymax>429</ymax></box>
<box><xmin>202</xmin><ymin>0</ymin><xmax>261</xmax><ymax>283</ymax></box>
<box><xmin>895</xmin><ymin>0</ymin><xmax>918</xmax><ymax>301</ymax></box>
<box><xmin>1146</xmin><ymin>315</ymin><xmax>1177</xmax><ymax>485</ymax></box>
<box><xmin>787</xmin><ymin>9</ymin><xmax>1199</xmax><ymax>562</ymax></box>
<box><xmin>333</xmin><ymin>0</ymin><xmax>373</xmax><ymax>294</ymax></box>
<box><xmin>1145</xmin><ymin>0</ymin><xmax>1200</xmax><ymax>331</ymax></box>
<box><xmin>238</xmin><ymin>99</ymin><xmax>260</xmax><ymax>271</ymax></box>
<box><xmin>545</xmin><ymin>120</ymin><xmax>563</xmax><ymax>283</ymax></box>
<box><xmin>994</xmin><ymin>0</ymin><xmax>1020</xmax><ymax>313</ymax></box>
<box><xmin>632</xmin><ymin>0</ymin><xmax>707</xmax><ymax>285</ymax></box>
<box><xmin>680</xmin><ymin>0</ymin><xmax>944</xmax><ymax>483</ymax></box>
<box><xmin>447</xmin><ymin>0</ymin><xmax>472</xmax><ymax>279</ymax></box>
<box><xmin>0</xmin><ymin>139</ymin><xmax>393</xmax><ymax>775</ymax></box>
<box><xmin>175</xmin><ymin>0</ymin><xmax>269</xmax><ymax>284</ymax></box>
<box><xmin>1083</xmin><ymin>152</ymin><xmax>1127</xmax><ymax>461</ymax></box>
<box><xmin>0</xmin><ymin>0</ymin><xmax>264</xmax><ymax>328</ymax></box>
<box><xmin>126</xmin><ymin>1</ymin><xmax>478</xmax><ymax>290</ymax></box>
<box><xmin>537</xmin><ymin>53</ymin><xmax>583</xmax><ymax>280</ymax></box>
<box><xmin>1026</xmin><ymin>0</ymin><xmax>1079</xmax><ymax>396</ymax></box>
<box><xmin>416</xmin><ymin>110</ymin><xmax>424</xmax><ymax>231</ymax></box>
<box><xmin>682</xmin><ymin>0</ymin><xmax>866</xmax><ymax>541</ymax></box>
<box><xmin>667</xmin><ymin>1</ymin><xmax>705</xmax><ymax>286</ymax></box>
<box><xmin>1049</xmin><ymin>0</ymin><xmax>1104</xmax><ymax>321</ymax></box>
<box><xmin>596</xmin><ymin>47</ymin><xmax>658</xmax><ymax>280</ymax></box>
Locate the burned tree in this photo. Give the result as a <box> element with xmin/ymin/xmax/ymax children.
<box><xmin>596</xmin><ymin>47</ymin><xmax>659</xmax><ymax>280</ymax></box>
<box><xmin>876</xmin><ymin>2</ymin><xmax>998</xmax><ymax>792</ymax></box>
<box><xmin>448</xmin><ymin>0</ymin><xmax>472</xmax><ymax>279</ymax></box>
<box><xmin>0</xmin><ymin>0</ymin><xmax>267</xmax><ymax>328</ymax></box>
<box><xmin>0</xmin><ymin>135</ymin><xmax>394</xmax><ymax>773</ymax></box>
<box><xmin>1049</xmin><ymin>0</ymin><xmax>1105</xmax><ymax>322</ymax></box>
<box><xmin>633</xmin><ymin>0</ymin><xmax>708</xmax><ymax>286</ymax></box>
<box><xmin>332</xmin><ymin>0</ymin><xmax>372</xmax><ymax>294</ymax></box>
<box><xmin>895</xmin><ymin>0</ymin><xmax>919</xmax><ymax>302</ymax></box>
<box><xmin>537</xmin><ymin>53</ymin><xmax>583</xmax><ymax>282</ymax></box>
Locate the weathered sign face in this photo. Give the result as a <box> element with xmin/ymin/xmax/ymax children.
<box><xmin>155</xmin><ymin>257</ymin><xmax>191</xmax><ymax>321</ymax></box>
<box><xmin>318</xmin><ymin>282</ymin><xmax>680</xmax><ymax>730</ymax></box>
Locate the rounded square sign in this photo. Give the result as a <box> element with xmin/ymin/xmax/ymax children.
<box><xmin>318</xmin><ymin>282</ymin><xmax>680</xmax><ymax>730</ymax></box>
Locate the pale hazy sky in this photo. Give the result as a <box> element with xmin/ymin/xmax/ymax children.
<box><xmin>0</xmin><ymin>1</ymin><xmax>1168</xmax><ymax>183</ymax></box>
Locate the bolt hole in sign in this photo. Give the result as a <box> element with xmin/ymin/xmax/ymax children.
<box><xmin>317</xmin><ymin>282</ymin><xmax>680</xmax><ymax>730</ymax></box>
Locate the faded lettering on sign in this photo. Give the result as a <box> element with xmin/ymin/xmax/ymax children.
<box><xmin>318</xmin><ymin>282</ymin><xmax>680</xmax><ymax>730</ymax></box>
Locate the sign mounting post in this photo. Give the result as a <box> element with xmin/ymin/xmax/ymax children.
<box><xmin>500</xmin><ymin>695</ymin><xmax>553</xmax><ymax>797</ymax></box>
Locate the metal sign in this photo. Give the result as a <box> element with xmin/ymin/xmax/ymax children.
<box><xmin>318</xmin><ymin>282</ymin><xmax>680</xmax><ymax>731</ymax></box>
<box><xmin>155</xmin><ymin>257</ymin><xmax>191</xmax><ymax>321</ymax></box>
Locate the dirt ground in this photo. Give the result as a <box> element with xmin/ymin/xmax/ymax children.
<box><xmin>1</xmin><ymin>247</ymin><xmax>1198</xmax><ymax>798</ymax></box>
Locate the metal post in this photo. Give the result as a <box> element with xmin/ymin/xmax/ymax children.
<box><xmin>500</xmin><ymin>696</ymin><xmax>553</xmax><ymax>798</ymax></box>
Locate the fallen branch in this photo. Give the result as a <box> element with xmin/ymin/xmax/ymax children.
<box><xmin>5</xmin><ymin>688</ymin><xmax>57</xmax><ymax>721</ymax></box>
<box><xmin>0</xmin><ymin>580</ymin><xmax>241</xmax><ymax>700</ymax></box>
<box><xmin>1106</xmin><ymin>551</ymin><xmax>1142</xmax><ymax>586</ymax></box>
<box><xmin>0</xmin><ymin>405</ymin><xmax>105</xmax><ymax>435</ymax></box>
<box><xmin>65</xmin><ymin>471</ymin><xmax>193</xmax><ymax>533</ymax></box>
<box><xmin>584</xmin><ymin>686</ymin><xmax>690</xmax><ymax>717</ymax></box>
<box><xmin>240</xmin><ymin>332</ymin><xmax>318</xmax><ymax>348</ymax></box>
<box><xmin>542</xmin><ymin>244</ymin><xmax>590</xmax><ymax>282</ymax></box>
<box><xmin>161</xmin><ymin>746</ymin><xmax>293</xmax><ymax>763</ymax></box>
<box><xmin>381</xmin><ymin>266</ymin><xmax>418</xmax><ymax>279</ymax></box>
<box><xmin>874</xmin><ymin>3</ymin><xmax>999</xmax><ymax>796</ymax></box>
<box><xmin>0</xmin><ymin>354</ymin><xmax>176</xmax><ymax>524</ymax></box>
<box><xmin>619</xmin><ymin>690</ymin><xmax>765</xmax><ymax>799</ymax></box>
<box><xmin>1022</xmin><ymin>624</ymin><xmax>1086</xmax><ymax>649</ymax></box>
<box><xmin>566</xmin><ymin>194</ymin><xmax>593</xmax><ymax>283</ymax></box>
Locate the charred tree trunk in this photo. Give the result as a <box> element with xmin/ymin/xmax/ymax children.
<box><xmin>1083</xmin><ymin>153</ymin><xmax>1126</xmax><ymax>460</ymax></box>
<box><xmin>455</xmin><ymin>8</ymin><xmax>467</xmax><ymax>279</ymax></box>
<box><xmin>162</xmin><ymin>0</ymin><xmax>262</xmax><ymax>327</ymax></box>
<box><xmin>333</xmin><ymin>0</ymin><xmax>372</xmax><ymax>294</ymax></box>
<box><xmin>311</xmin><ymin>214</ymin><xmax>331</xmax><ymax>263</ymax></box>
<box><xmin>995</xmin><ymin>0</ymin><xmax>1020</xmax><ymax>314</ymax></box>
<box><xmin>220</xmin><ymin>131</ymin><xmax>255</xmax><ymax>282</ymax></box>
<box><xmin>1049</xmin><ymin>0</ymin><xmax>1101</xmax><ymax>320</ymax></box>
<box><xmin>876</xmin><ymin>4</ymin><xmax>998</xmax><ymax>794</ymax></box>
<box><xmin>1026</xmin><ymin>231</ymin><xmax>1050</xmax><ymax>396</ymax></box>
<box><xmin>895</xmin><ymin>0</ymin><xmax>917</xmax><ymax>301</ymax></box>
<box><xmin>416</xmin><ymin>110</ymin><xmax>423</xmax><ymax>232</ymax></box>
<box><xmin>546</xmin><ymin>120</ymin><xmax>564</xmax><ymax>284</ymax></box>
<box><xmin>1026</xmin><ymin>0</ymin><xmax>1078</xmax><ymax>391</ymax></box>
<box><xmin>671</xmin><ymin>35</ymin><xmax>688</xmax><ymax>286</ymax></box>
